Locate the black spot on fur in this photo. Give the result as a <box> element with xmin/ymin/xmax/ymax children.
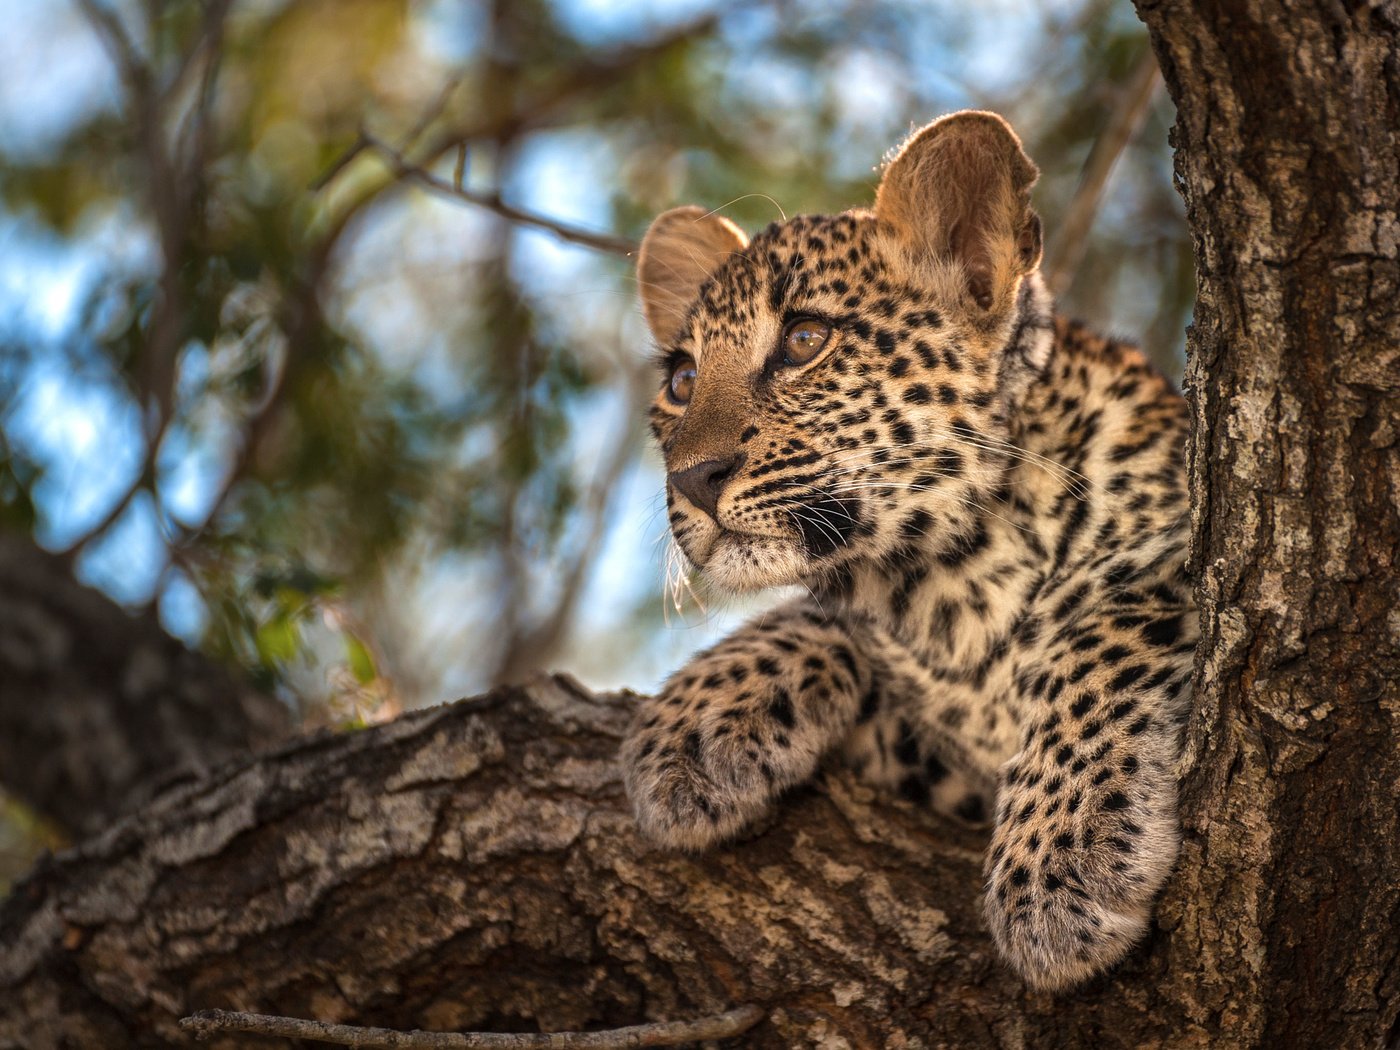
<box><xmin>769</xmin><ymin>688</ymin><xmax>796</xmax><ymax>729</ymax></box>
<box><xmin>792</xmin><ymin>494</ymin><xmax>862</xmax><ymax>558</ymax></box>
<box><xmin>1102</xmin><ymin>791</ymin><xmax>1130</xmax><ymax>812</ymax></box>
<box><xmin>1143</xmin><ymin>616</ymin><xmax>1182</xmax><ymax>647</ymax></box>
<box><xmin>924</xmin><ymin>753</ymin><xmax>949</xmax><ymax>783</ymax></box>
<box><xmin>899</xmin><ymin>775</ymin><xmax>930</xmax><ymax>805</ymax></box>
<box><xmin>894</xmin><ymin>723</ymin><xmax>920</xmax><ymax>766</ymax></box>
<box><xmin>955</xmin><ymin>794</ymin><xmax>986</xmax><ymax>823</ymax></box>
<box><xmin>857</xmin><ymin>685</ymin><xmax>880</xmax><ymax>723</ymax></box>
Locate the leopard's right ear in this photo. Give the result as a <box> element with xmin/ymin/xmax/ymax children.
<box><xmin>876</xmin><ymin>111</ymin><xmax>1041</xmax><ymax>314</ymax></box>
<box><xmin>637</xmin><ymin>206</ymin><xmax>748</xmax><ymax>348</ymax></box>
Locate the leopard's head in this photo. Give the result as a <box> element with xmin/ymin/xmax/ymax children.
<box><xmin>639</xmin><ymin>111</ymin><xmax>1047</xmax><ymax>593</ymax></box>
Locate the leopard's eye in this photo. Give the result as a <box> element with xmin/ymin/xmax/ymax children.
<box><xmin>782</xmin><ymin>317</ymin><xmax>832</xmax><ymax>366</ymax></box>
<box><xmin>669</xmin><ymin>357</ymin><xmax>697</xmax><ymax>404</ymax></box>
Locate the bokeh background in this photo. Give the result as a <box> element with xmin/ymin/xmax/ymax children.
<box><xmin>0</xmin><ymin>0</ymin><xmax>1190</xmax><ymax>875</ymax></box>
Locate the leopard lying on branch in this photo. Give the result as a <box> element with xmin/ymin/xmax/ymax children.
<box><xmin>622</xmin><ymin>110</ymin><xmax>1196</xmax><ymax>992</ymax></box>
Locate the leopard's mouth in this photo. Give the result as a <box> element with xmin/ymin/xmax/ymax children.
<box><xmin>688</xmin><ymin>529</ymin><xmax>809</xmax><ymax>592</ymax></box>
<box><xmin>675</xmin><ymin>491</ymin><xmax>866</xmax><ymax>590</ymax></box>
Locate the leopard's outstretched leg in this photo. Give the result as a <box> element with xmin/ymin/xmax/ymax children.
<box><xmin>621</xmin><ymin>597</ymin><xmax>869</xmax><ymax>849</ymax></box>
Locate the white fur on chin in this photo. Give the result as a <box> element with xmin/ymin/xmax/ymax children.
<box><xmin>698</xmin><ymin>534</ymin><xmax>808</xmax><ymax>592</ymax></box>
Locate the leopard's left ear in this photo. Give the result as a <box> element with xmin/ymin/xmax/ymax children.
<box><xmin>876</xmin><ymin>111</ymin><xmax>1042</xmax><ymax>312</ymax></box>
<box><xmin>637</xmin><ymin>206</ymin><xmax>749</xmax><ymax>349</ymax></box>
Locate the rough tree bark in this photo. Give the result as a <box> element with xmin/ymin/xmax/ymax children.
<box><xmin>1133</xmin><ymin>0</ymin><xmax>1400</xmax><ymax>1046</ymax></box>
<box><xmin>1</xmin><ymin>678</ymin><xmax>1025</xmax><ymax>1049</ymax></box>
<box><xmin>2</xmin><ymin>2</ymin><xmax>1398</xmax><ymax>1048</ymax></box>
<box><xmin>0</xmin><ymin>535</ymin><xmax>290</xmax><ymax>838</ymax></box>
<box><xmin>0</xmin><ymin>669</ymin><xmax>1391</xmax><ymax>1050</ymax></box>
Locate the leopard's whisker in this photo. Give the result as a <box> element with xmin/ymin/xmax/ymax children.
<box><xmin>661</xmin><ymin>538</ymin><xmax>680</xmax><ymax>624</ymax></box>
<box><xmin>780</xmin><ymin>504</ymin><xmax>852</xmax><ymax>551</ymax></box>
<box><xmin>815</xmin><ymin>481</ymin><xmax>1038</xmax><ymax>536</ymax></box>
<box><xmin>701</xmin><ymin>193</ymin><xmax>788</xmax><ymax>224</ymax></box>
<box><xmin>810</xmin><ymin>437</ymin><xmax>1088</xmax><ymax>499</ymax></box>
<box><xmin>674</xmin><ymin>547</ymin><xmax>707</xmax><ymax>618</ymax></box>
<box><xmin>815</xmin><ymin>430</ymin><xmax>1089</xmax><ymax>486</ymax></box>
<box><xmin>771</xmin><ymin>492</ymin><xmax>867</xmax><ymax>526</ymax></box>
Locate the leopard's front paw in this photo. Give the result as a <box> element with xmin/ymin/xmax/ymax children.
<box><xmin>982</xmin><ymin>860</ymin><xmax>1151</xmax><ymax>992</ymax></box>
<box><xmin>982</xmin><ymin>790</ymin><xmax>1180</xmax><ymax>990</ymax></box>
<box><xmin>621</xmin><ymin>699</ymin><xmax>787</xmax><ymax>849</ymax></box>
<box><xmin>621</xmin><ymin>725</ymin><xmax>767</xmax><ymax>851</ymax></box>
<box><xmin>621</xmin><ymin>680</ymin><xmax>827</xmax><ymax>850</ymax></box>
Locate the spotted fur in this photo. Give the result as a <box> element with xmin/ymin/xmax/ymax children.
<box><xmin>621</xmin><ymin>111</ymin><xmax>1196</xmax><ymax>991</ymax></box>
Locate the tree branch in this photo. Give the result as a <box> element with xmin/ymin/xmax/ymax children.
<box><xmin>180</xmin><ymin>1005</ymin><xmax>764</xmax><ymax>1047</ymax></box>
<box><xmin>74</xmin><ymin>0</ymin><xmax>146</xmax><ymax>92</ymax></box>
<box><xmin>160</xmin><ymin>0</ymin><xmax>234</xmax><ymax>109</ymax></box>
<box><xmin>409</xmin><ymin>14</ymin><xmax>720</xmax><ymax>165</ymax></box>
<box><xmin>362</xmin><ymin>135</ymin><xmax>637</xmax><ymax>258</ymax></box>
<box><xmin>312</xmin><ymin>130</ymin><xmax>373</xmax><ymax>192</ymax></box>
<box><xmin>0</xmin><ymin>678</ymin><xmax>1038</xmax><ymax>1048</ymax></box>
<box><xmin>54</xmin><ymin>416</ymin><xmax>169</xmax><ymax>561</ymax></box>
<box><xmin>69</xmin><ymin>0</ymin><xmax>238</xmax><ymax>565</ymax></box>
<box><xmin>0</xmin><ymin>531</ymin><xmax>289</xmax><ymax>836</ymax></box>
<box><xmin>307</xmin><ymin>9</ymin><xmax>724</xmax><ymax>256</ymax></box>
<box><xmin>1043</xmin><ymin>46</ymin><xmax>1161</xmax><ymax>296</ymax></box>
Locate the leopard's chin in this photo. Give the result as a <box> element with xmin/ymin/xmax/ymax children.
<box><xmin>697</xmin><ymin>532</ymin><xmax>809</xmax><ymax>592</ymax></box>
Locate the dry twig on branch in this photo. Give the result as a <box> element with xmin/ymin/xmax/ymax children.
<box><xmin>180</xmin><ymin>1005</ymin><xmax>765</xmax><ymax>1048</ymax></box>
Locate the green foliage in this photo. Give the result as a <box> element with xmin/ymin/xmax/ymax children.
<box><xmin>345</xmin><ymin>631</ymin><xmax>378</xmax><ymax>685</ymax></box>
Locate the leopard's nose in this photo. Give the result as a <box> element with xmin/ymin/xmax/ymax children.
<box><xmin>668</xmin><ymin>453</ymin><xmax>745</xmax><ymax>521</ymax></box>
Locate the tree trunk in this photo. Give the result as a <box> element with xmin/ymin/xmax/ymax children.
<box><xmin>0</xmin><ymin>534</ymin><xmax>290</xmax><ymax>837</ymax></box>
<box><xmin>2</xmin><ymin>3</ymin><xmax>1398</xmax><ymax>1048</ymax></box>
<box><xmin>1131</xmin><ymin>0</ymin><xmax>1400</xmax><ymax>1046</ymax></box>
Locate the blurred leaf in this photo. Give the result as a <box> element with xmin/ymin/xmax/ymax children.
<box><xmin>0</xmin><ymin>791</ymin><xmax>67</xmax><ymax>896</ymax></box>
<box><xmin>255</xmin><ymin>611</ymin><xmax>300</xmax><ymax>666</ymax></box>
<box><xmin>345</xmin><ymin>633</ymin><xmax>377</xmax><ymax>685</ymax></box>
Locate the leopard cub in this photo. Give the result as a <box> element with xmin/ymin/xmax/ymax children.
<box><xmin>621</xmin><ymin>111</ymin><xmax>1196</xmax><ymax>991</ymax></box>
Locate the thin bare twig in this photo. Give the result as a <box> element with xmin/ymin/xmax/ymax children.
<box><xmin>310</xmin><ymin>14</ymin><xmax>716</xmax><ymax>209</ymax></box>
<box><xmin>1043</xmin><ymin>47</ymin><xmax>1162</xmax><ymax>297</ymax></box>
<box><xmin>179</xmin><ymin>1005</ymin><xmax>765</xmax><ymax>1047</ymax></box>
<box><xmin>309</xmin><ymin>12</ymin><xmax>721</xmax><ymax>257</ymax></box>
<box><xmin>74</xmin><ymin>0</ymin><xmax>145</xmax><ymax>89</ymax></box>
<box><xmin>311</xmin><ymin>130</ymin><xmax>372</xmax><ymax>192</ymax></box>
<box><xmin>363</xmin><ymin>134</ymin><xmax>637</xmax><ymax>258</ymax></box>
<box><xmin>399</xmin><ymin>71</ymin><xmax>470</xmax><ymax>154</ymax></box>
<box><xmin>66</xmin><ymin>1</ymin><xmax>216</xmax><ymax>561</ymax></box>
<box><xmin>161</xmin><ymin>0</ymin><xmax>234</xmax><ymax>107</ymax></box>
<box><xmin>409</xmin><ymin>14</ymin><xmax>719</xmax><ymax>170</ymax></box>
<box><xmin>493</xmin><ymin>366</ymin><xmax>648</xmax><ymax>685</ymax></box>
<box><xmin>453</xmin><ymin>142</ymin><xmax>468</xmax><ymax>191</ymax></box>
